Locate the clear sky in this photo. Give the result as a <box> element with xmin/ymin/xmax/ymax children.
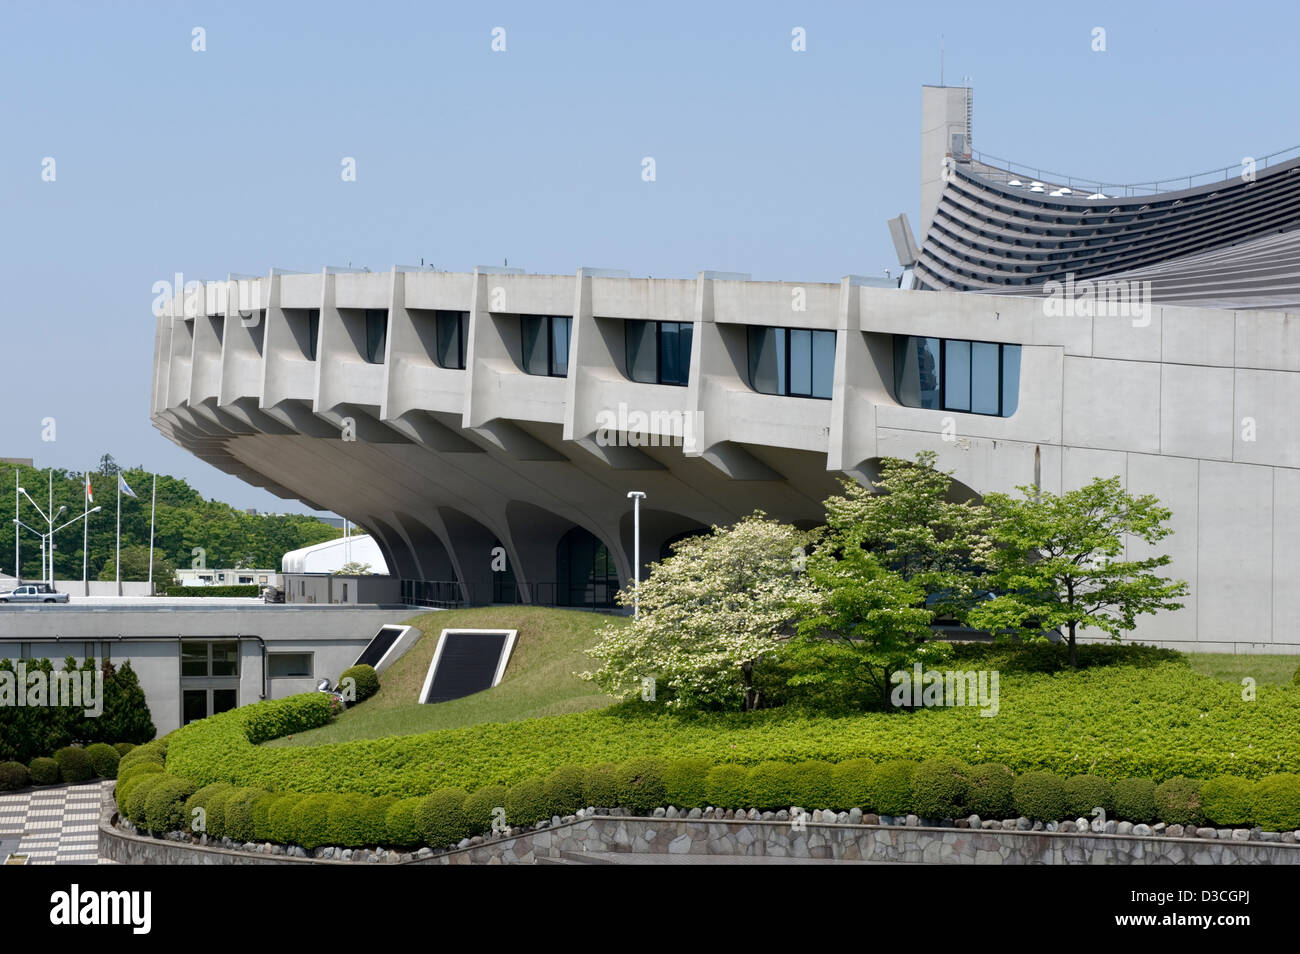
<box><xmin>0</xmin><ymin>0</ymin><xmax>1293</xmax><ymax>512</ymax></box>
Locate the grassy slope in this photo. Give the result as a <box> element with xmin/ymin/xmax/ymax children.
<box><xmin>1188</xmin><ymin>653</ymin><xmax>1297</xmax><ymax>686</ymax></box>
<box><xmin>269</xmin><ymin>606</ymin><xmax>620</xmax><ymax>746</ymax></box>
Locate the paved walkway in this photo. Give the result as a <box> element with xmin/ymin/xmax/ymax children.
<box><xmin>0</xmin><ymin>780</ymin><xmax>111</xmax><ymax>865</ymax></box>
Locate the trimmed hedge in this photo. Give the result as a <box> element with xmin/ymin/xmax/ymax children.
<box><xmin>265</xmin><ymin>795</ymin><xmax>301</xmax><ymax>844</ymax></box>
<box><xmin>1113</xmin><ymin>778</ymin><xmax>1158</xmax><ymax>825</ymax></box>
<box><xmin>54</xmin><ymin>746</ymin><xmax>94</xmax><ymax>784</ymax></box>
<box><xmin>830</xmin><ymin>759</ymin><xmax>873</xmax><ymax>811</ymax></box>
<box><xmin>1013</xmin><ymin>772</ymin><xmax>1067</xmax><ymax>821</ymax></box>
<box><xmin>416</xmin><ymin>788</ymin><xmax>470</xmax><ymax>848</ymax></box>
<box><xmin>85</xmin><ymin>743</ymin><xmax>122</xmax><ymax>779</ymax></box>
<box><xmin>966</xmin><ymin>763</ymin><xmax>1014</xmax><ymax>818</ymax></box>
<box><xmin>0</xmin><ymin>761</ymin><xmax>30</xmax><ymax>791</ymax></box>
<box><xmin>747</xmin><ymin>761</ymin><xmax>797</xmax><ymax>811</ymax></box>
<box><xmin>143</xmin><ymin>777</ymin><xmax>197</xmax><ymax>832</ymax></box>
<box><xmin>617</xmin><ymin>757</ymin><xmax>667</xmax><ymax>814</ymax></box>
<box><xmin>791</xmin><ymin>761</ymin><xmax>836</xmax><ymax>810</ymax></box>
<box><xmin>29</xmin><ymin>757</ymin><xmax>60</xmax><ymax>786</ymax></box>
<box><xmin>866</xmin><ymin>760</ymin><xmax>918</xmax><ymax>816</ymax></box>
<box><xmin>582</xmin><ymin>762</ymin><xmax>621</xmax><ymax>808</ymax></box>
<box><xmin>1252</xmin><ymin>774</ymin><xmax>1300</xmax><ymax>831</ymax></box>
<box><xmin>706</xmin><ymin>764</ymin><xmax>750</xmax><ymax>809</ymax></box>
<box><xmin>114</xmin><ymin>742</ymin><xmax>137</xmax><ymax>757</ymax></box>
<box><xmin>504</xmin><ymin>778</ymin><xmax>551</xmax><ymax>827</ymax></box>
<box><xmin>912</xmin><ymin>758</ymin><xmax>970</xmax><ymax>819</ymax></box>
<box><xmin>293</xmin><ymin>794</ymin><xmax>337</xmax><ymax>849</ymax></box>
<box><xmin>664</xmin><ymin>758</ymin><xmax>711</xmax><ymax>808</ymax></box>
<box><xmin>1154</xmin><ymin>777</ymin><xmax>1204</xmax><ymax>827</ymax></box>
<box><xmin>462</xmin><ymin>785</ymin><xmax>508</xmax><ymax>836</ymax></box>
<box><xmin>161</xmin><ymin>585</ymin><xmax>260</xmax><ymax>598</ymax></box>
<box><xmin>385</xmin><ymin>798</ymin><xmax>424</xmax><ymax>847</ymax></box>
<box><xmin>224</xmin><ymin>788</ymin><xmax>273</xmax><ymax>842</ymax></box>
<box><xmin>1201</xmin><ymin>776</ymin><xmax>1256</xmax><ymax>827</ymax></box>
<box><xmin>339</xmin><ymin>665</ymin><xmax>379</xmax><ymax>704</ymax></box>
<box><xmin>1064</xmin><ymin>775</ymin><xmax>1114</xmax><ymax>818</ymax></box>
<box><xmin>186</xmin><ymin>783</ymin><xmax>234</xmax><ymax>837</ymax></box>
<box><xmin>543</xmin><ymin>765</ymin><xmax>586</xmax><ymax>818</ymax></box>
<box><xmin>329</xmin><ymin>794</ymin><xmax>393</xmax><ymax>847</ymax></box>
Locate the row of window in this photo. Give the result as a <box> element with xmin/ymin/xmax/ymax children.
<box><xmin>289</xmin><ymin>312</ymin><xmax>1021</xmax><ymax>416</ymax></box>
<box><xmin>893</xmin><ymin>335</ymin><xmax>1021</xmax><ymax>417</ymax></box>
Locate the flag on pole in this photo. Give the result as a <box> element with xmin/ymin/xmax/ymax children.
<box><xmin>85</xmin><ymin>475</ymin><xmax>93</xmax><ymax>504</ymax></box>
<box><xmin>119</xmin><ymin>475</ymin><xmax>137</xmax><ymax>498</ymax></box>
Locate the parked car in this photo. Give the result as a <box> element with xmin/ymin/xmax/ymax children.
<box><xmin>0</xmin><ymin>584</ymin><xmax>70</xmax><ymax>604</ymax></box>
<box><xmin>262</xmin><ymin>584</ymin><xmax>284</xmax><ymax>604</ymax></box>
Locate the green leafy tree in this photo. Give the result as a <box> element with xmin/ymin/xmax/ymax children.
<box><xmin>97</xmin><ymin>545</ymin><xmax>177</xmax><ymax>584</ymax></box>
<box><xmin>822</xmin><ymin>453</ymin><xmax>992</xmax><ymax>619</ymax></box>
<box><xmin>334</xmin><ymin>561</ymin><xmax>372</xmax><ymax>575</ymax></box>
<box><xmin>968</xmin><ymin>477</ymin><xmax>1189</xmax><ymax>667</ymax></box>
<box><xmin>582</xmin><ymin>513</ymin><xmax>814</xmax><ymax>712</ymax></box>
<box><xmin>93</xmin><ymin>660</ymin><xmax>156</xmax><ymax>744</ymax></box>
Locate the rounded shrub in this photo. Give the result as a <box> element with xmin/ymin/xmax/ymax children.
<box><xmin>865</xmin><ymin>760</ymin><xmax>919</xmax><ymax>816</ymax></box>
<box><xmin>705</xmin><ymin>764</ymin><xmax>751</xmax><ymax>809</ymax></box>
<box><xmin>115</xmin><ymin>762</ymin><xmax>161</xmax><ymax>808</ymax></box>
<box><xmin>416</xmin><ymin>787</ymin><xmax>470</xmax><ymax>848</ymax></box>
<box><xmin>1201</xmin><ymin>776</ymin><xmax>1256</xmax><ymax>827</ymax></box>
<box><xmin>223</xmin><ymin>788</ymin><xmax>272</xmax><ymax>842</ymax></box>
<box><xmin>1013</xmin><ymin>771</ymin><xmax>1067</xmax><ymax>821</ymax></box>
<box><xmin>617</xmin><ymin>757</ymin><xmax>667</xmax><ymax>813</ymax></box>
<box><xmin>965</xmin><ymin>763</ymin><xmax>1015</xmax><ymax>818</ymax></box>
<box><xmin>339</xmin><ymin>664</ymin><xmax>379</xmax><ymax>704</ymax></box>
<box><xmin>29</xmin><ymin>757</ymin><xmax>60</xmax><ymax>786</ymax></box>
<box><xmin>1064</xmin><ymin>775</ymin><xmax>1114</xmax><ymax>818</ymax></box>
<box><xmin>830</xmin><ymin>759</ymin><xmax>874</xmax><ymax>811</ymax></box>
<box><xmin>292</xmin><ymin>793</ymin><xmax>337</xmax><ymax>849</ymax></box>
<box><xmin>462</xmin><ymin>785</ymin><xmax>509</xmax><ymax>836</ymax></box>
<box><xmin>664</xmin><ymin>758</ymin><xmax>711</xmax><ymax>808</ymax></box>
<box><xmin>791</xmin><ymin>760</ymin><xmax>836</xmax><ymax>810</ymax></box>
<box><xmin>185</xmin><ymin>782</ymin><xmax>234</xmax><ymax>838</ymax></box>
<box><xmin>385</xmin><ymin>798</ymin><xmax>424</xmax><ymax>847</ymax></box>
<box><xmin>1113</xmin><ymin>778</ymin><xmax>1158</xmax><ymax>824</ymax></box>
<box><xmin>582</xmin><ymin>762</ymin><xmax>621</xmax><ymax>808</ymax></box>
<box><xmin>85</xmin><ymin>743</ymin><xmax>121</xmax><ymax>779</ymax></box>
<box><xmin>113</xmin><ymin>742</ymin><xmax>137</xmax><ymax>757</ymax></box>
<box><xmin>264</xmin><ymin>794</ymin><xmax>302</xmax><ymax>844</ymax></box>
<box><xmin>0</xmin><ymin>761</ymin><xmax>30</xmax><ymax>791</ymax></box>
<box><xmin>543</xmin><ymin>765</ymin><xmax>586</xmax><ymax>818</ymax></box>
<box><xmin>125</xmin><ymin>773</ymin><xmax>167</xmax><ymax>825</ymax></box>
<box><xmin>54</xmin><ymin>747</ymin><xmax>94</xmax><ymax>784</ymax></box>
<box><xmin>1252</xmin><ymin>774</ymin><xmax>1300</xmax><ymax>831</ymax></box>
<box><xmin>746</xmin><ymin>761</ymin><xmax>798</xmax><ymax>810</ymax></box>
<box><xmin>1154</xmin><ymin>777</ymin><xmax>1204</xmax><ymax>827</ymax></box>
<box><xmin>505</xmin><ymin>778</ymin><xmax>552</xmax><ymax>826</ymax></box>
<box><xmin>143</xmin><ymin>776</ymin><xmax>198</xmax><ymax>832</ymax></box>
<box><xmin>329</xmin><ymin>794</ymin><xmax>393</xmax><ymax>847</ymax></box>
<box><xmin>911</xmin><ymin>757</ymin><xmax>970</xmax><ymax>820</ymax></box>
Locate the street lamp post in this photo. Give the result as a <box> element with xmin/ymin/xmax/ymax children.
<box><xmin>17</xmin><ymin>479</ymin><xmax>99</xmax><ymax>589</ymax></box>
<box><xmin>626</xmin><ymin>490</ymin><xmax>646</xmax><ymax>618</ymax></box>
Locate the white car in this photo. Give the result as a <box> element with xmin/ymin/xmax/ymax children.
<box><xmin>0</xmin><ymin>585</ymin><xmax>70</xmax><ymax>604</ymax></box>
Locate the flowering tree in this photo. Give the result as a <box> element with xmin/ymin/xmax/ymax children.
<box><xmin>581</xmin><ymin>513</ymin><xmax>814</xmax><ymax>711</ymax></box>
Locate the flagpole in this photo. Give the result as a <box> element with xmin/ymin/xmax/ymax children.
<box><xmin>83</xmin><ymin>467</ymin><xmax>89</xmax><ymax>597</ymax></box>
<box><xmin>147</xmin><ymin>474</ymin><xmax>156</xmax><ymax>592</ymax></box>
<box><xmin>48</xmin><ymin>468</ymin><xmax>53</xmax><ymax>589</ymax></box>
<box><xmin>13</xmin><ymin>469</ymin><xmax>19</xmax><ymax>581</ymax></box>
<box><xmin>115</xmin><ymin>470</ymin><xmax>121</xmax><ymax>597</ymax></box>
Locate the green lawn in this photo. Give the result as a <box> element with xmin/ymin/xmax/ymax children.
<box><xmin>269</xmin><ymin>606</ymin><xmax>621</xmax><ymax>746</ymax></box>
<box><xmin>1188</xmin><ymin>653</ymin><xmax>1298</xmax><ymax>686</ymax></box>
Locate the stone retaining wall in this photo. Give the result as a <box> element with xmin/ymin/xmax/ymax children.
<box><xmin>99</xmin><ymin>800</ymin><xmax>1300</xmax><ymax>865</ymax></box>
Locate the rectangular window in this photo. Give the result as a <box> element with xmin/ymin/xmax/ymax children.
<box><xmin>180</xmin><ymin>643</ymin><xmax>208</xmax><ymax>678</ymax></box>
<box><xmin>182</xmin><ymin>689</ymin><xmax>207</xmax><ymax>725</ymax></box>
<box><xmin>211</xmin><ymin>641</ymin><xmax>239</xmax><ymax>677</ymax></box>
<box><xmin>211</xmin><ymin>689</ymin><xmax>238</xmax><ymax>716</ymax></box>
<box><xmin>268</xmin><ymin>653</ymin><xmax>313</xmax><ymax>678</ymax></box>
<box><xmin>521</xmin><ymin>315</ymin><xmax>570</xmax><ymax>377</ymax></box>
<box><xmin>1001</xmin><ymin>345</ymin><xmax>1021</xmax><ymax>415</ymax></box>
<box><xmin>788</xmin><ymin>329</ymin><xmax>813</xmax><ymax>396</ymax></box>
<box><xmin>748</xmin><ymin>326</ymin><xmax>786</xmax><ymax>395</ymax></box>
<box><xmin>364</xmin><ymin>309</ymin><xmax>388</xmax><ymax>364</ymax></box>
<box><xmin>943</xmin><ymin>339</ymin><xmax>971</xmax><ymax>412</ymax></box>
<box><xmin>626</xmin><ymin>320</ymin><xmax>658</xmax><ymax>383</ymax></box>
<box><xmin>811</xmin><ymin>330</ymin><xmax>835</xmax><ymax>399</ymax></box>
<box><xmin>659</xmin><ymin>322</ymin><xmax>690</xmax><ymax>386</ymax></box>
<box><xmin>748</xmin><ymin>326</ymin><xmax>833</xmax><ymax>399</ymax></box>
<box><xmin>307</xmin><ymin>309</ymin><xmax>320</xmax><ymax>361</ymax></box>
<box><xmin>435</xmin><ymin>311</ymin><xmax>467</xmax><ymax>369</ymax></box>
<box><xmin>971</xmin><ymin>341</ymin><xmax>1001</xmax><ymax>415</ymax></box>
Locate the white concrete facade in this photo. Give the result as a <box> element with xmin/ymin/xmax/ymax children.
<box><xmin>150</xmin><ymin>267</ymin><xmax>1300</xmax><ymax>653</ymax></box>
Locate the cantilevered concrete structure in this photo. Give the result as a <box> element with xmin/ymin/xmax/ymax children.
<box><xmin>150</xmin><ymin>88</ymin><xmax>1300</xmax><ymax>653</ymax></box>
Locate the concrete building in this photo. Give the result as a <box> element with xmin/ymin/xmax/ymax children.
<box><xmin>149</xmin><ymin>88</ymin><xmax>1300</xmax><ymax>654</ymax></box>
<box><xmin>0</xmin><ymin>604</ymin><xmax>403</xmax><ymax>734</ymax></box>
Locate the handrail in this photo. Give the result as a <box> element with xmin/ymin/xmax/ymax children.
<box><xmin>966</xmin><ymin>143</ymin><xmax>1300</xmax><ymax>198</ymax></box>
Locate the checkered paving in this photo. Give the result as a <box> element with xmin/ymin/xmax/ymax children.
<box><xmin>0</xmin><ymin>780</ymin><xmax>112</xmax><ymax>865</ymax></box>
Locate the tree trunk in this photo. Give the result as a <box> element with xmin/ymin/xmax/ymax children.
<box><xmin>1068</xmin><ymin>621</ymin><xmax>1078</xmax><ymax>668</ymax></box>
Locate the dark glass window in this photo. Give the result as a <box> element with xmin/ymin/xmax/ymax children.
<box><xmin>893</xmin><ymin>335</ymin><xmax>1021</xmax><ymax>417</ymax></box>
<box><xmin>556</xmin><ymin>526</ymin><xmax>618</xmax><ymax>608</ymax></box>
<box><xmin>180</xmin><ymin>643</ymin><xmax>207</xmax><ymax>678</ymax></box>
<box><xmin>211</xmin><ymin>641</ymin><xmax>238</xmax><ymax>677</ymax></box>
<box><xmin>212</xmin><ymin>689</ymin><xmax>238</xmax><ymax>715</ymax></box>
<box><xmin>268</xmin><ymin>653</ymin><xmax>313</xmax><ymax>678</ymax></box>
<box><xmin>307</xmin><ymin>309</ymin><xmax>320</xmax><ymax>361</ymax></box>
<box><xmin>364</xmin><ymin>309</ymin><xmax>387</xmax><ymax>364</ymax></box>
<box><xmin>435</xmin><ymin>310</ymin><xmax>467</xmax><ymax>369</ymax></box>
<box><xmin>520</xmin><ymin>315</ymin><xmax>571</xmax><ymax>377</ymax></box>
<box><xmin>625</xmin><ymin>320</ymin><xmax>692</xmax><ymax>386</ymax></box>
<box><xmin>182</xmin><ymin>690</ymin><xmax>207</xmax><ymax>725</ymax></box>
<box><xmin>747</xmin><ymin>326</ymin><xmax>835</xmax><ymax>399</ymax></box>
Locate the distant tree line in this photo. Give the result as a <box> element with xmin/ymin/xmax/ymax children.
<box><xmin>0</xmin><ymin>455</ymin><xmax>341</xmax><ymax>582</ymax></box>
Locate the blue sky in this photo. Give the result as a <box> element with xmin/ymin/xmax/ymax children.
<box><xmin>0</xmin><ymin>0</ymin><xmax>1293</xmax><ymax>512</ymax></box>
